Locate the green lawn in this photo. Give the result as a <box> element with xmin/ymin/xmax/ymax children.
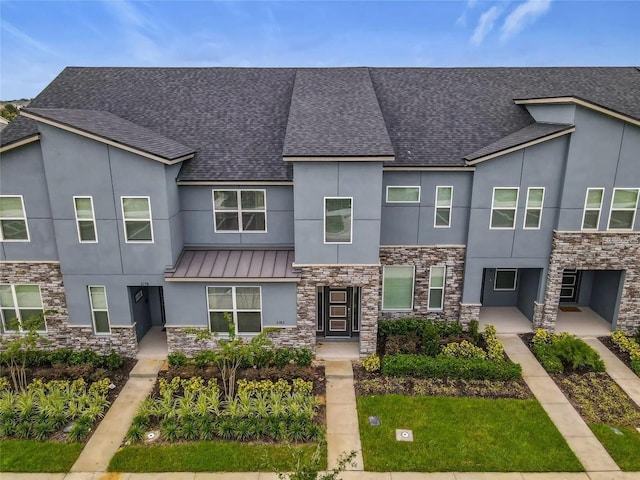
<box><xmin>0</xmin><ymin>440</ymin><xmax>84</xmax><ymax>472</ymax></box>
<box><xmin>591</xmin><ymin>424</ymin><xmax>640</xmax><ymax>471</ymax></box>
<box><xmin>109</xmin><ymin>440</ymin><xmax>325</xmax><ymax>472</ymax></box>
<box><xmin>357</xmin><ymin>395</ymin><xmax>583</xmax><ymax>472</ymax></box>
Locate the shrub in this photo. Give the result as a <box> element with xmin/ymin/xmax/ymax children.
<box><xmin>167</xmin><ymin>352</ymin><xmax>189</xmax><ymax>368</ymax></box>
<box><xmin>422</xmin><ymin>322</ymin><xmax>440</xmax><ymax>356</ymax></box>
<box><xmin>468</xmin><ymin>319</ymin><xmax>479</xmax><ymax>344</ymax></box>
<box><xmin>379</xmin><ymin>318</ymin><xmax>430</xmax><ymax>337</ymax></box>
<box><xmin>552</xmin><ymin>336</ymin><xmax>605</xmax><ymax>372</ymax></box>
<box><xmin>293</xmin><ymin>348</ymin><xmax>313</xmax><ymax>367</ymax></box>
<box><xmin>482</xmin><ymin>324</ymin><xmax>505</xmax><ymax>361</ymax></box>
<box><xmin>274</xmin><ymin>348</ymin><xmax>294</xmax><ymax>368</ymax></box>
<box><xmin>193</xmin><ymin>350</ymin><xmax>217</xmax><ymax>369</ymax></box>
<box><xmin>105</xmin><ymin>349</ymin><xmax>124</xmax><ymax>369</ymax></box>
<box><xmin>385</xmin><ymin>334</ymin><xmax>420</xmax><ymax>355</ymax></box>
<box><xmin>441</xmin><ymin>340</ymin><xmax>487</xmax><ymax>360</ymax></box>
<box><xmin>381</xmin><ymin>354</ymin><xmax>522</xmax><ymax>380</ymax></box>
<box><xmin>533</xmin><ymin>343</ymin><xmax>564</xmax><ymax>373</ymax></box>
<box><xmin>611</xmin><ymin>330</ymin><xmax>640</xmax><ymax>362</ymax></box>
<box><xmin>362</xmin><ymin>354</ymin><xmax>381</xmax><ymax>372</ymax></box>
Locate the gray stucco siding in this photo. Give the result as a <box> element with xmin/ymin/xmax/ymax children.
<box><xmin>525</xmin><ymin>104</ymin><xmax>576</xmax><ymax>125</ymax></box>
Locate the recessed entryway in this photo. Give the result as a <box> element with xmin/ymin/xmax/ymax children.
<box><xmin>128</xmin><ymin>286</ymin><xmax>168</xmax><ymax>357</ymax></box>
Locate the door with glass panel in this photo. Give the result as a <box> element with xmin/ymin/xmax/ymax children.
<box><xmin>325</xmin><ymin>288</ymin><xmax>350</xmax><ymax>336</ymax></box>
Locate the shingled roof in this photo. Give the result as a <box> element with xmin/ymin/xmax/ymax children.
<box><xmin>1</xmin><ymin>67</ymin><xmax>638</xmax><ymax>178</ymax></box>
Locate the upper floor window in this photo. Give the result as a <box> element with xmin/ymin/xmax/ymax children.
<box><xmin>0</xmin><ymin>284</ymin><xmax>45</xmax><ymax>332</ymax></box>
<box><xmin>324</xmin><ymin>197</ymin><xmax>352</xmax><ymax>244</ymax></box>
<box><xmin>88</xmin><ymin>286</ymin><xmax>110</xmax><ymax>334</ymax></box>
<box><xmin>74</xmin><ymin>196</ymin><xmax>98</xmax><ymax>243</ymax></box>
<box><xmin>207</xmin><ymin>286</ymin><xmax>262</xmax><ymax>334</ymax></box>
<box><xmin>524</xmin><ymin>188</ymin><xmax>545</xmax><ymax>229</ymax></box>
<box><xmin>582</xmin><ymin>188</ymin><xmax>604</xmax><ymax>230</ymax></box>
<box><xmin>0</xmin><ymin>195</ymin><xmax>29</xmax><ymax>242</ymax></box>
<box><xmin>490</xmin><ymin>188</ymin><xmax>519</xmax><ymax>229</ymax></box>
<box><xmin>608</xmin><ymin>188</ymin><xmax>639</xmax><ymax>230</ymax></box>
<box><xmin>386</xmin><ymin>186</ymin><xmax>420</xmax><ymax>203</ymax></box>
<box><xmin>435</xmin><ymin>186</ymin><xmax>453</xmax><ymax>228</ymax></box>
<box><xmin>428</xmin><ymin>266</ymin><xmax>446</xmax><ymax>310</ymax></box>
<box><xmin>213</xmin><ymin>190</ymin><xmax>266</xmax><ymax>232</ymax></box>
<box><xmin>382</xmin><ymin>265</ymin><xmax>415</xmax><ymax>311</ymax></box>
<box><xmin>121</xmin><ymin>196</ymin><xmax>153</xmax><ymax>243</ymax></box>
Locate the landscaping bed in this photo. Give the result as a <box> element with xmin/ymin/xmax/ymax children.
<box><xmin>599</xmin><ymin>331</ymin><xmax>640</xmax><ymax>377</ymax></box>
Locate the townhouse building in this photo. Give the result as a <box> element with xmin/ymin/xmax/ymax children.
<box><xmin>1</xmin><ymin>67</ymin><xmax>638</xmax><ymax>357</ymax></box>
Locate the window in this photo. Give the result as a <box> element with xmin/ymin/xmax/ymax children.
<box><xmin>0</xmin><ymin>284</ymin><xmax>45</xmax><ymax>331</ymax></box>
<box><xmin>324</xmin><ymin>197</ymin><xmax>352</xmax><ymax>244</ymax></box>
<box><xmin>382</xmin><ymin>266</ymin><xmax>415</xmax><ymax>311</ymax></box>
<box><xmin>495</xmin><ymin>269</ymin><xmax>517</xmax><ymax>291</ymax></box>
<box><xmin>524</xmin><ymin>188</ymin><xmax>544</xmax><ymax>229</ymax></box>
<box><xmin>74</xmin><ymin>196</ymin><xmax>98</xmax><ymax>242</ymax></box>
<box><xmin>490</xmin><ymin>188</ymin><xmax>519</xmax><ymax>229</ymax></box>
<box><xmin>608</xmin><ymin>188</ymin><xmax>639</xmax><ymax>230</ymax></box>
<box><xmin>121</xmin><ymin>196</ymin><xmax>153</xmax><ymax>242</ymax></box>
<box><xmin>207</xmin><ymin>286</ymin><xmax>262</xmax><ymax>334</ymax></box>
<box><xmin>88</xmin><ymin>286</ymin><xmax>110</xmax><ymax>334</ymax></box>
<box><xmin>213</xmin><ymin>190</ymin><xmax>266</xmax><ymax>232</ymax></box>
<box><xmin>581</xmin><ymin>188</ymin><xmax>604</xmax><ymax>230</ymax></box>
<box><xmin>428</xmin><ymin>266</ymin><xmax>446</xmax><ymax>310</ymax></box>
<box><xmin>0</xmin><ymin>195</ymin><xmax>29</xmax><ymax>241</ymax></box>
<box><xmin>435</xmin><ymin>186</ymin><xmax>453</xmax><ymax>228</ymax></box>
<box><xmin>386</xmin><ymin>186</ymin><xmax>420</xmax><ymax>203</ymax></box>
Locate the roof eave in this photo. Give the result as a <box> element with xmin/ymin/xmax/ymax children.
<box><xmin>0</xmin><ymin>134</ymin><xmax>41</xmax><ymax>153</ymax></box>
<box><xmin>282</xmin><ymin>155</ymin><xmax>395</xmax><ymax>162</ymax></box>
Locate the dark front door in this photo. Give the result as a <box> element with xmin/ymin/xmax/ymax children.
<box><xmin>560</xmin><ymin>269</ymin><xmax>581</xmax><ymax>304</ymax></box>
<box><xmin>326</xmin><ymin>288</ymin><xmax>351</xmax><ymax>337</ymax></box>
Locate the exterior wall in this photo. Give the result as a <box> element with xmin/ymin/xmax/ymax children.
<box><xmin>517</xmin><ymin>269</ymin><xmax>542</xmax><ymax>321</ymax></box>
<box><xmin>179</xmin><ymin>185</ymin><xmax>294</xmax><ymax>246</ymax></box>
<box><xmin>525</xmin><ymin>104</ymin><xmax>576</xmax><ymax>124</ymax></box>
<box><xmin>557</xmin><ymin>108</ymin><xmax>640</xmax><ymax>232</ymax></box>
<box><xmin>293</xmin><ymin>162</ymin><xmax>382</xmax><ymax>264</ymax></box>
<box><xmin>381</xmin><ymin>171</ymin><xmax>472</xmax><ymax>245</ymax></box>
<box><xmin>539</xmin><ymin>232</ymin><xmax>639</xmax><ymax>334</ymax></box>
<box><xmin>379</xmin><ymin>246</ymin><xmax>465</xmax><ymax>321</ymax></box>
<box><xmin>0</xmin><ymin>142</ymin><xmax>58</xmax><ymax>261</ymax></box>
<box><xmin>590</xmin><ymin>270</ymin><xmax>624</xmax><ymax>323</ymax></box>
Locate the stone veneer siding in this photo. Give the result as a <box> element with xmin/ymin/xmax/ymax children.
<box><xmin>539</xmin><ymin>232</ymin><xmax>640</xmax><ymax>334</ymax></box>
<box><xmin>0</xmin><ymin>262</ymin><xmax>137</xmax><ymax>356</ymax></box>
<box><xmin>379</xmin><ymin>246</ymin><xmax>466</xmax><ymax>322</ymax></box>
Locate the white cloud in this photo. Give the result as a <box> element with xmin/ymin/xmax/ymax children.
<box><xmin>471</xmin><ymin>6</ymin><xmax>501</xmax><ymax>45</ymax></box>
<box><xmin>0</xmin><ymin>19</ymin><xmax>59</xmax><ymax>57</ymax></box>
<box><xmin>501</xmin><ymin>0</ymin><xmax>552</xmax><ymax>40</ymax></box>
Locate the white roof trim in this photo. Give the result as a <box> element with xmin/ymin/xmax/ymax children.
<box><xmin>0</xmin><ymin>134</ymin><xmax>40</xmax><ymax>153</ymax></box>
<box><xmin>177</xmin><ymin>180</ymin><xmax>294</xmax><ymax>186</ymax></box>
<box><xmin>383</xmin><ymin>166</ymin><xmax>475</xmax><ymax>172</ymax></box>
<box><xmin>283</xmin><ymin>155</ymin><xmax>394</xmax><ymax>162</ymax></box>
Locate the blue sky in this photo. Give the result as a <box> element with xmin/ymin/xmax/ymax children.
<box><xmin>1</xmin><ymin>0</ymin><xmax>638</xmax><ymax>99</ymax></box>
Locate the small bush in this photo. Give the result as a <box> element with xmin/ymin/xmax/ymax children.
<box><xmin>422</xmin><ymin>322</ymin><xmax>441</xmax><ymax>357</ymax></box>
<box><xmin>362</xmin><ymin>354</ymin><xmax>381</xmax><ymax>372</ymax></box>
<box><xmin>193</xmin><ymin>350</ymin><xmax>217</xmax><ymax>369</ymax></box>
<box><xmin>468</xmin><ymin>319</ymin><xmax>479</xmax><ymax>344</ymax></box>
<box><xmin>611</xmin><ymin>330</ymin><xmax>640</xmax><ymax>362</ymax></box>
<box><xmin>167</xmin><ymin>352</ymin><xmax>189</xmax><ymax>368</ymax></box>
<box><xmin>381</xmin><ymin>354</ymin><xmax>522</xmax><ymax>380</ymax></box>
<box><xmin>441</xmin><ymin>340</ymin><xmax>487</xmax><ymax>359</ymax></box>
<box><xmin>553</xmin><ymin>336</ymin><xmax>605</xmax><ymax>372</ymax></box>
<box><xmin>385</xmin><ymin>334</ymin><xmax>420</xmax><ymax>355</ymax></box>
<box><xmin>482</xmin><ymin>324</ymin><xmax>505</xmax><ymax>361</ymax></box>
<box><xmin>293</xmin><ymin>348</ymin><xmax>313</xmax><ymax>367</ymax></box>
<box><xmin>274</xmin><ymin>349</ymin><xmax>294</xmax><ymax>368</ymax></box>
<box><xmin>105</xmin><ymin>350</ymin><xmax>124</xmax><ymax>369</ymax></box>
<box><xmin>533</xmin><ymin>343</ymin><xmax>564</xmax><ymax>373</ymax></box>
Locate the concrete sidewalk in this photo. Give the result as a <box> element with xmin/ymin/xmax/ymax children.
<box><xmin>499</xmin><ymin>334</ymin><xmax>619</xmax><ymax>473</ymax></box>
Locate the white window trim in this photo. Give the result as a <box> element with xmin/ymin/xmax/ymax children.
<box><xmin>121</xmin><ymin>196</ymin><xmax>154</xmax><ymax>243</ymax></box>
<box><xmin>385</xmin><ymin>186</ymin><xmax>421</xmax><ymax>203</ymax></box>
<box><xmin>523</xmin><ymin>187</ymin><xmax>545</xmax><ymax>230</ymax></box>
<box><xmin>88</xmin><ymin>285</ymin><xmax>111</xmax><ymax>335</ymax></box>
<box><xmin>73</xmin><ymin>196</ymin><xmax>98</xmax><ymax>243</ymax></box>
<box><xmin>427</xmin><ymin>265</ymin><xmax>446</xmax><ymax>311</ymax></box>
<box><xmin>212</xmin><ymin>189</ymin><xmax>268</xmax><ymax>233</ymax></box>
<box><xmin>494</xmin><ymin>269</ymin><xmax>518</xmax><ymax>291</ymax></box>
<box><xmin>607</xmin><ymin>187</ymin><xmax>639</xmax><ymax>231</ymax></box>
<box><xmin>581</xmin><ymin>188</ymin><xmax>604</xmax><ymax>231</ymax></box>
<box><xmin>0</xmin><ymin>195</ymin><xmax>30</xmax><ymax>242</ymax></box>
<box><xmin>206</xmin><ymin>286</ymin><xmax>263</xmax><ymax>335</ymax></box>
<box><xmin>434</xmin><ymin>186</ymin><xmax>453</xmax><ymax>228</ymax></box>
<box><xmin>0</xmin><ymin>284</ymin><xmax>46</xmax><ymax>332</ymax></box>
<box><xmin>381</xmin><ymin>265</ymin><xmax>415</xmax><ymax>311</ymax></box>
<box><xmin>323</xmin><ymin>196</ymin><xmax>353</xmax><ymax>245</ymax></box>
<box><xmin>490</xmin><ymin>187</ymin><xmax>519</xmax><ymax>230</ymax></box>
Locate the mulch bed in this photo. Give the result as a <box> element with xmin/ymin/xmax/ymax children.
<box><xmin>598</xmin><ymin>336</ymin><xmax>637</xmax><ymax>373</ymax></box>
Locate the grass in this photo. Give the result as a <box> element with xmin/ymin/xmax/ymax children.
<box><xmin>357</xmin><ymin>395</ymin><xmax>583</xmax><ymax>472</ymax></box>
<box><xmin>0</xmin><ymin>440</ymin><xmax>84</xmax><ymax>472</ymax></box>
<box><xmin>591</xmin><ymin>424</ymin><xmax>640</xmax><ymax>471</ymax></box>
<box><xmin>108</xmin><ymin>440</ymin><xmax>325</xmax><ymax>472</ymax></box>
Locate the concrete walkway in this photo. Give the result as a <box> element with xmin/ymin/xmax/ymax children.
<box><xmin>325</xmin><ymin>360</ymin><xmax>364</xmax><ymax>471</ymax></box>
<box><xmin>499</xmin><ymin>334</ymin><xmax>619</xmax><ymax>473</ymax></box>
<box><xmin>584</xmin><ymin>337</ymin><xmax>640</xmax><ymax>407</ymax></box>
<box><xmin>70</xmin><ymin>358</ymin><xmax>164</xmax><ymax>473</ymax></box>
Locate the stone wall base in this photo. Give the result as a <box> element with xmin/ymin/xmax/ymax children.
<box><xmin>458</xmin><ymin>304</ymin><xmax>481</xmax><ymax>329</ymax></box>
<box><xmin>532</xmin><ymin>302</ymin><xmax>547</xmax><ymax>330</ymax></box>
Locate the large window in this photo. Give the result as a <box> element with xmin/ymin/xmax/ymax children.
<box><xmin>213</xmin><ymin>190</ymin><xmax>266</xmax><ymax>232</ymax></box>
<box><xmin>582</xmin><ymin>188</ymin><xmax>604</xmax><ymax>230</ymax></box>
<box><xmin>207</xmin><ymin>286</ymin><xmax>262</xmax><ymax>334</ymax></box>
<box><xmin>608</xmin><ymin>188</ymin><xmax>639</xmax><ymax>230</ymax></box>
<box><xmin>74</xmin><ymin>196</ymin><xmax>98</xmax><ymax>242</ymax></box>
<box><xmin>490</xmin><ymin>188</ymin><xmax>519</xmax><ymax>229</ymax></box>
<box><xmin>495</xmin><ymin>269</ymin><xmax>517</xmax><ymax>291</ymax></box>
<box><xmin>428</xmin><ymin>266</ymin><xmax>446</xmax><ymax>310</ymax></box>
<box><xmin>0</xmin><ymin>284</ymin><xmax>45</xmax><ymax>331</ymax></box>
<box><xmin>435</xmin><ymin>186</ymin><xmax>453</xmax><ymax>228</ymax></box>
<box><xmin>386</xmin><ymin>186</ymin><xmax>420</xmax><ymax>203</ymax></box>
<box><xmin>524</xmin><ymin>188</ymin><xmax>544</xmax><ymax>229</ymax></box>
<box><xmin>0</xmin><ymin>195</ymin><xmax>29</xmax><ymax>241</ymax></box>
<box><xmin>121</xmin><ymin>196</ymin><xmax>153</xmax><ymax>243</ymax></box>
<box><xmin>324</xmin><ymin>197</ymin><xmax>352</xmax><ymax>244</ymax></box>
<box><xmin>88</xmin><ymin>286</ymin><xmax>110</xmax><ymax>334</ymax></box>
<box><xmin>382</xmin><ymin>266</ymin><xmax>415</xmax><ymax>311</ymax></box>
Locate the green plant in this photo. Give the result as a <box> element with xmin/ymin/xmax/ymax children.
<box><xmin>611</xmin><ymin>330</ymin><xmax>640</xmax><ymax>362</ymax></box>
<box><xmin>105</xmin><ymin>349</ymin><xmax>124</xmax><ymax>369</ymax></box>
<box><xmin>468</xmin><ymin>319</ymin><xmax>479</xmax><ymax>344</ymax></box>
<box><xmin>553</xmin><ymin>336</ymin><xmax>605</xmax><ymax>372</ymax></box>
<box><xmin>294</xmin><ymin>348</ymin><xmax>313</xmax><ymax>367</ymax></box>
<box><xmin>381</xmin><ymin>354</ymin><xmax>522</xmax><ymax>380</ymax></box>
<box><xmin>167</xmin><ymin>352</ymin><xmax>189</xmax><ymax>368</ymax></box>
<box><xmin>48</xmin><ymin>348</ymin><xmax>73</xmax><ymax>365</ymax></box>
<box><xmin>533</xmin><ymin>343</ymin><xmax>564</xmax><ymax>373</ymax></box>
<box><xmin>362</xmin><ymin>354</ymin><xmax>381</xmax><ymax>372</ymax></box>
<box><xmin>482</xmin><ymin>324</ymin><xmax>505</xmax><ymax>361</ymax></box>
<box><xmin>441</xmin><ymin>340</ymin><xmax>487</xmax><ymax>359</ymax></box>
<box><xmin>422</xmin><ymin>322</ymin><xmax>440</xmax><ymax>356</ymax></box>
<box><xmin>274</xmin><ymin>348</ymin><xmax>294</xmax><ymax>368</ymax></box>
<box><xmin>631</xmin><ymin>360</ymin><xmax>640</xmax><ymax>376</ymax></box>
<box><xmin>126</xmin><ymin>424</ymin><xmax>145</xmax><ymax>443</ymax></box>
<box><xmin>278</xmin><ymin>443</ymin><xmax>355</xmax><ymax>480</ymax></box>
